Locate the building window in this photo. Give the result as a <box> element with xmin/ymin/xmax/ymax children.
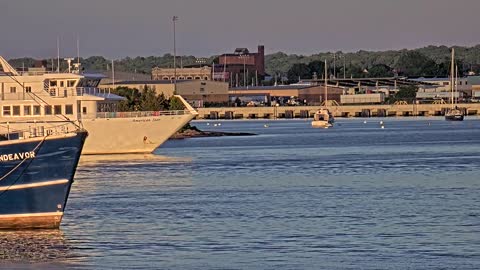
<box><xmin>10</xmin><ymin>87</ymin><xmax>16</xmax><ymax>93</ymax></box>
<box><xmin>24</xmin><ymin>105</ymin><xmax>32</xmax><ymax>115</ymax></box>
<box><xmin>25</xmin><ymin>86</ymin><xmax>32</xmax><ymax>93</ymax></box>
<box><xmin>2</xmin><ymin>106</ymin><xmax>11</xmax><ymax>116</ymax></box>
<box><xmin>33</xmin><ymin>105</ymin><xmax>41</xmax><ymax>115</ymax></box>
<box><xmin>82</xmin><ymin>107</ymin><xmax>87</xmax><ymax>114</ymax></box>
<box><xmin>65</xmin><ymin>104</ymin><xmax>73</xmax><ymax>115</ymax></box>
<box><xmin>12</xmin><ymin>106</ymin><xmax>20</xmax><ymax>116</ymax></box>
<box><xmin>54</xmin><ymin>105</ymin><xmax>62</xmax><ymax>115</ymax></box>
<box><xmin>200</xmin><ymin>87</ymin><xmax>205</xmax><ymax>92</ymax></box>
<box><xmin>45</xmin><ymin>106</ymin><xmax>52</xmax><ymax>115</ymax></box>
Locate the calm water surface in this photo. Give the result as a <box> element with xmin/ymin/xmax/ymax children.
<box><xmin>1</xmin><ymin>118</ymin><xmax>480</xmax><ymax>269</ymax></box>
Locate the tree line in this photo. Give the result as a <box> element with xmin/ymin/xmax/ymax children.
<box><xmin>7</xmin><ymin>45</ymin><xmax>480</xmax><ymax>84</ymax></box>
<box><xmin>112</xmin><ymin>86</ymin><xmax>185</xmax><ymax>112</ymax></box>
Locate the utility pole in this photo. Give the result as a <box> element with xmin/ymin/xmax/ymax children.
<box><xmin>172</xmin><ymin>16</ymin><xmax>178</xmax><ymax>93</ymax></box>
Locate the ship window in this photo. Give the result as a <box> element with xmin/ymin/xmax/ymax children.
<box><xmin>12</xmin><ymin>106</ymin><xmax>20</xmax><ymax>116</ymax></box>
<box><xmin>24</xmin><ymin>105</ymin><xmax>32</xmax><ymax>115</ymax></box>
<box><xmin>82</xmin><ymin>107</ymin><xmax>87</xmax><ymax>114</ymax></box>
<box><xmin>60</xmin><ymin>81</ymin><xmax>65</xmax><ymax>87</ymax></box>
<box><xmin>65</xmin><ymin>105</ymin><xmax>73</xmax><ymax>115</ymax></box>
<box><xmin>10</xmin><ymin>87</ymin><xmax>16</xmax><ymax>93</ymax></box>
<box><xmin>67</xmin><ymin>80</ymin><xmax>76</xmax><ymax>87</ymax></box>
<box><xmin>45</xmin><ymin>106</ymin><xmax>52</xmax><ymax>115</ymax></box>
<box><xmin>50</xmin><ymin>81</ymin><xmax>57</xmax><ymax>87</ymax></box>
<box><xmin>25</xmin><ymin>86</ymin><xmax>32</xmax><ymax>93</ymax></box>
<box><xmin>33</xmin><ymin>105</ymin><xmax>41</xmax><ymax>115</ymax></box>
<box><xmin>54</xmin><ymin>105</ymin><xmax>62</xmax><ymax>115</ymax></box>
<box><xmin>200</xmin><ymin>88</ymin><xmax>205</xmax><ymax>92</ymax></box>
<box><xmin>2</xmin><ymin>106</ymin><xmax>11</xmax><ymax>116</ymax></box>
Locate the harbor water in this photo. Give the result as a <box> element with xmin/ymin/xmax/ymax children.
<box><xmin>1</xmin><ymin>118</ymin><xmax>480</xmax><ymax>269</ymax></box>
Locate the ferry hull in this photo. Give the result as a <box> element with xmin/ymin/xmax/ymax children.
<box><xmin>445</xmin><ymin>114</ymin><xmax>464</xmax><ymax>121</ymax></box>
<box><xmin>0</xmin><ymin>131</ymin><xmax>87</xmax><ymax>229</ymax></box>
<box><xmin>311</xmin><ymin>121</ymin><xmax>333</xmax><ymax>128</ymax></box>
<box><xmin>81</xmin><ymin>113</ymin><xmax>194</xmax><ymax>155</ymax></box>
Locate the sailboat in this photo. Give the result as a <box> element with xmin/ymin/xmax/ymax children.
<box><xmin>312</xmin><ymin>60</ymin><xmax>334</xmax><ymax>128</ymax></box>
<box><xmin>445</xmin><ymin>48</ymin><xmax>464</xmax><ymax>121</ymax></box>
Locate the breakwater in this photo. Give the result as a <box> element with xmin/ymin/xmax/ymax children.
<box><xmin>196</xmin><ymin>103</ymin><xmax>480</xmax><ymax>119</ymax></box>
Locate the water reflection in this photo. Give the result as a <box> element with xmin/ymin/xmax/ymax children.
<box><xmin>0</xmin><ymin>230</ymin><xmax>82</xmax><ymax>267</ymax></box>
<box><xmin>79</xmin><ymin>154</ymin><xmax>192</xmax><ymax>166</ymax></box>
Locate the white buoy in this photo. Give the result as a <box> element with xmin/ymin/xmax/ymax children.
<box><xmin>218</xmin><ymin>123</ymin><xmax>222</xmax><ymax>126</ymax></box>
<box><xmin>206</xmin><ymin>123</ymin><xmax>210</xmax><ymax>126</ymax></box>
<box><xmin>380</xmin><ymin>120</ymin><xmax>383</xmax><ymax>125</ymax></box>
<box><xmin>214</xmin><ymin>124</ymin><xmax>218</xmax><ymax>127</ymax></box>
<box><xmin>381</xmin><ymin>125</ymin><xmax>385</xmax><ymax>129</ymax></box>
<box><xmin>264</xmin><ymin>124</ymin><xmax>269</xmax><ymax>128</ymax></box>
<box><xmin>363</xmin><ymin>120</ymin><xmax>367</xmax><ymax>124</ymax></box>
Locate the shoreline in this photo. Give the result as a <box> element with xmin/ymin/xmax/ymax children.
<box><xmin>170</xmin><ymin>126</ymin><xmax>256</xmax><ymax>139</ymax></box>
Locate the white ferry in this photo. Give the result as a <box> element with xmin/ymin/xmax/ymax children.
<box><xmin>0</xmin><ymin>56</ymin><xmax>198</xmax><ymax>155</ymax></box>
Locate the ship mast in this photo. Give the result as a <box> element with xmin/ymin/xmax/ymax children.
<box><xmin>324</xmin><ymin>59</ymin><xmax>328</xmax><ymax>107</ymax></box>
<box><xmin>450</xmin><ymin>48</ymin><xmax>455</xmax><ymax>108</ymax></box>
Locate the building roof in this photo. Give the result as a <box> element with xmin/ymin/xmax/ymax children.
<box><xmin>230</xmin><ymin>85</ymin><xmax>312</xmax><ymax>91</ymax></box>
<box><xmin>103</xmin><ymin>79</ymin><xmax>228</xmax><ymax>86</ymax></box>
<box><xmin>306</xmin><ymin>77</ymin><xmax>438</xmax><ymax>88</ymax></box>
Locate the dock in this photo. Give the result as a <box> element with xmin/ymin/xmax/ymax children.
<box><xmin>196</xmin><ymin>103</ymin><xmax>480</xmax><ymax>119</ymax></box>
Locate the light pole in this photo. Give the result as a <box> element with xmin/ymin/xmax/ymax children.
<box><xmin>333</xmin><ymin>53</ymin><xmax>336</xmax><ymax>78</ymax></box>
<box><xmin>172</xmin><ymin>16</ymin><xmax>178</xmax><ymax>93</ymax></box>
<box><xmin>239</xmin><ymin>54</ymin><xmax>247</xmax><ymax>87</ymax></box>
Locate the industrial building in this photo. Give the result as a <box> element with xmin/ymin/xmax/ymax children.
<box><xmin>99</xmin><ymin>80</ymin><xmax>229</xmax><ymax>107</ymax></box>
<box><xmin>216</xmin><ymin>45</ymin><xmax>265</xmax><ymax>86</ymax></box>
<box><xmin>151</xmin><ymin>66</ymin><xmax>212</xmax><ymax>81</ymax></box>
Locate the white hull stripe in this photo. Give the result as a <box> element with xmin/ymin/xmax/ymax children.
<box><xmin>0</xmin><ymin>179</ymin><xmax>69</xmax><ymax>191</ymax></box>
<box><xmin>0</xmin><ymin>212</ymin><xmax>63</xmax><ymax>218</ymax></box>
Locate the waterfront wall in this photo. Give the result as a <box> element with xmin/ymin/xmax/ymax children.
<box><xmin>195</xmin><ymin>103</ymin><xmax>480</xmax><ymax>119</ymax></box>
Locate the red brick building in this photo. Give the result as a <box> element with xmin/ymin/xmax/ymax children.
<box><xmin>215</xmin><ymin>45</ymin><xmax>265</xmax><ymax>86</ymax></box>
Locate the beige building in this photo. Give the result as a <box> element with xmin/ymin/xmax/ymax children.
<box><xmin>100</xmin><ymin>80</ymin><xmax>229</xmax><ymax>107</ymax></box>
<box><xmin>230</xmin><ymin>85</ymin><xmax>344</xmax><ymax>105</ymax></box>
<box><xmin>152</xmin><ymin>67</ymin><xmax>212</xmax><ymax>81</ymax></box>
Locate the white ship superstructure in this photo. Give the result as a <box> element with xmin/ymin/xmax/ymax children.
<box><xmin>0</xmin><ymin>56</ymin><xmax>197</xmax><ymax>154</ymax></box>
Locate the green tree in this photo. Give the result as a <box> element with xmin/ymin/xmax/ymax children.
<box><xmin>169</xmin><ymin>96</ymin><xmax>185</xmax><ymax>110</ymax></box>
<box><xmin>393</xmin><ymin>85</ymin><xmax>418</xmax><ymax>103</ymax></box>
<box><xmin>287</xmin><ymin>63</ymin><xmax>311</xmax><ymax>83</ymax></box>
<box><xmin>139</xmin><ymin>85</ymin><xmax>160</xmax><ymax>111</ymax></box>
<box><xmin>112</xmin><ymin>86</ymin><xmax>141</xmax><ymax>111</ymax></box>
<box><xmin>394</xmin><ymin>51</ymin><xmax>439</xmax><ymax>77</ymax></box>
<box><xmin>368</xmin><ymin>64</ymin><xmax>394</xmax><ymax>77</ymax></box>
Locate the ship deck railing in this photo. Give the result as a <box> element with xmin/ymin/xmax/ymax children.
<box><xmin>0</xmin><ymin>120</ymin><xmax>78</xmax><ymax>141</ymax></box>
<box><xmin>95</xmin><ymin>110</ymin><xmax>189</xmax><ymax>119</ymax></box>
<box><xmin>45</xmin><ymin>87</ymin><xmax>116</xmax><ymax>98</ymax></box>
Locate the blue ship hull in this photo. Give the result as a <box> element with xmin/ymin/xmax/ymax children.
<box><xmin>0</xmin><ymin>131</ymin><xmax>87</xmax><ymax>229</ymax></box>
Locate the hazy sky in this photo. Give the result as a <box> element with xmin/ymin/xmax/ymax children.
<box><xmin>1</xmin><ymin>0</ymin><xmax>480</xmax><ymax>59</ymax></box>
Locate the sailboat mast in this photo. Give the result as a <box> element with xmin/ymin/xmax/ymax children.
<box><xmin>450</xmin><ymin>48</ymin><xmax>455</xmax><ymax>108</ymax></box>
<box><xmin>455</xmin><ymin>64</ymin><xmax>458</xmax><ymax>106</ymax></box>
<box><xmin>324</xmin><ymin>59</ymin><xmax>328</xmax><ymax>107</ymax></box>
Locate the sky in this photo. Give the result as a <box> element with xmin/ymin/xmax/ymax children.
<box><xmin>1</xmin><ymin>0</ymin><xmax>480</xmax><ymax>59</ymax></box>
